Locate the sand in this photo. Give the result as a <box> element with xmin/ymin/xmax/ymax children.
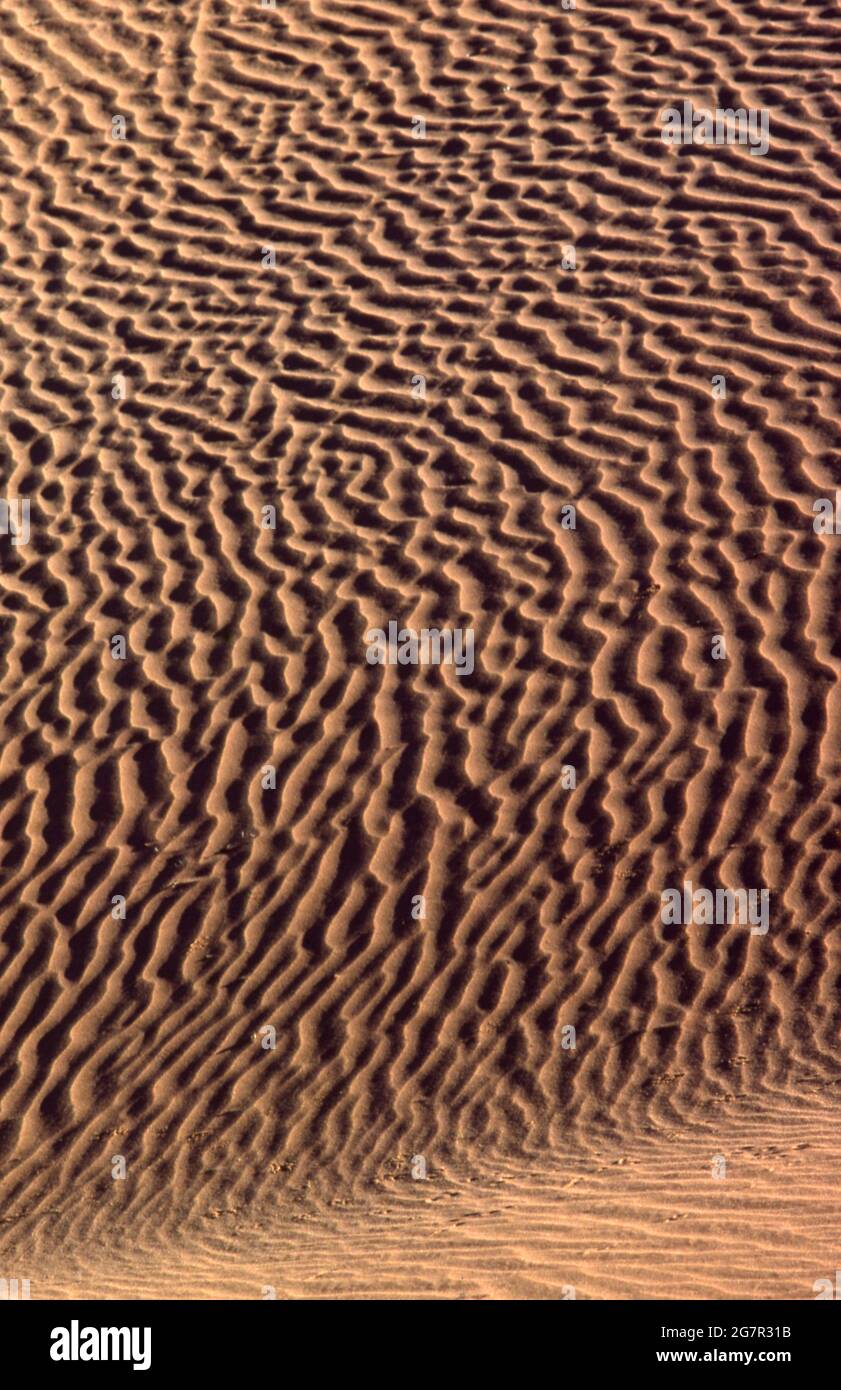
<box><xmin>0</xmin><ymin>0</ymin><xmax>840</xmax><ymax>1300</ymax></box>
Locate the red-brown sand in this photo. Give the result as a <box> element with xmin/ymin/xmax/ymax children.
<box><xmin>0</xmin><ymin>0</ymin><xmax>840</xmax><ymax>1298</ymax></box>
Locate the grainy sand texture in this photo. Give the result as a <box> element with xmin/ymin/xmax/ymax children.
<box><xmin>1</xmin><ymin>0</ymin><xmax>840</xmax><ymax>1300</ymax></box>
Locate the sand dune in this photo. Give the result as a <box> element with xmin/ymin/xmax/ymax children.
<box><xmin>0</xmin><ymin>0</ymin><xmax>840</xmax><ymax>1298</ymax></box>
